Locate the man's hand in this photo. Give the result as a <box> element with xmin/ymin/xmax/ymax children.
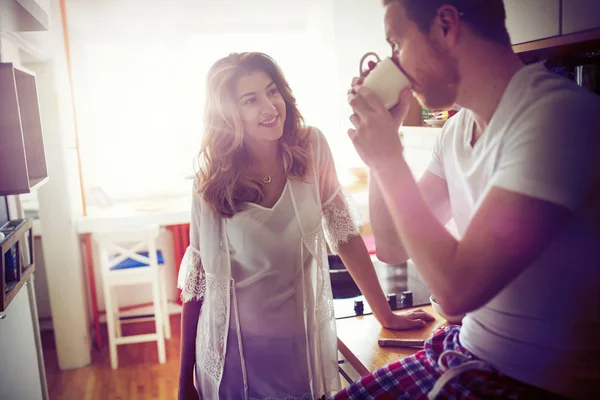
<box><xmin>349</xmin><ymin>64</ymin><xmax>413</xmax><ymax>132</ymax></box>
<box><xmin>347</xmin><ymin>84</ymin><xmax>413</xmax><ymax>168</ymax></box>
<box><xmin>380</xmin><ymin>308</ymin><xmax>436</xmax><ymax>330</ymax></box>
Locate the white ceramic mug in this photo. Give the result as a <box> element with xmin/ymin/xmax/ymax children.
<box><xmin>359</xmin><ymin>52</ymin><xmax>411</xmax><ymax>109</ymax></box>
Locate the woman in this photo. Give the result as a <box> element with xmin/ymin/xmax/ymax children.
<box><xmin>177</xmin><ymin>52</ymin><xmax>434</xmax><ymax>400</ymax></box>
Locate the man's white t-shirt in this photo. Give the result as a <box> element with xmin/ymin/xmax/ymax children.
<box><xmin>427</xmin><ymin>62</ymin><xmax>600</xmax><ymax>399</ymax></box>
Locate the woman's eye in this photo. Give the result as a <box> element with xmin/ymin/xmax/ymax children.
<box><xmin>243</xmin><ymin>97</ymin><xmax>256</xmax><ymax>105</ymax></box>
<box><xmin>268</xmin><ymin>88</ymin><xmax>279</xmax><ymax>96</ymax></box>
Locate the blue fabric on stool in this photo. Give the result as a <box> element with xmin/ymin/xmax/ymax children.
<box><xmin>110</xmin><ymin>250</ymin><xmax>165</xmax><ymax>270</ymax></box>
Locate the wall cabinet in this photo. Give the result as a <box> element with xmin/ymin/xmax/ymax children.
<box><xmin>504</xmin><ymin>0</ymin><xmax>561</xmax><ymax>44</ymax></box>
<box><xmin>0</xmin><ymin>0</ymin><xmax>49</xmax><ymax>32</ymax></box>
<box><xmin>562</xmin><ymin>0</ymin><xmax>600</xmax><ymax>35</ymax></box>
<box><xmin>0</xmin><ymin>63</ymin><xmax>48</xmax><ymax>195</ymax></box>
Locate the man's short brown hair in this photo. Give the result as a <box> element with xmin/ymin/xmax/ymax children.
<box><xmin>384</xmin><ymin>0</ymin><xmax>511</xmax><ymax>46</ymax></box>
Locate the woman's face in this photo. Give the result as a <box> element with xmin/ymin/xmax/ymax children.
<box><xmin>234</xmin><ymin>70</ymin><xmax>287</xmax><ymax>144</ymax></box>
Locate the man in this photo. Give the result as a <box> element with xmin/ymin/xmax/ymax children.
<box><xmin>337</xmin><ymin>0</ymin><xmax>600</xmax><ymax>399</ymax></box>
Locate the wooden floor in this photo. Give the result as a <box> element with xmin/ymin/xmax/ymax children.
<box><xmin>42</xmin><ymin>315</ymin><xmax>353</xmax><ymax>399</ymax></box>
<box><xmin>42</xmin><ymin>315</ymin><xmax>181</xmax><ymax>400</ymax></box>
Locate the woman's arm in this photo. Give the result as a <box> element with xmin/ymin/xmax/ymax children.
<box><xmin>336</xmin><ymin>235</ymin><xmax>434</xmax><ymax>330</ymax></box>
<box><xmin>314</xmin><ymin>127</ymin><xmax>433</xmax><ymax>329</ymax></box>
<box><xmin>178</xmin><ymin>190</ymin><xmax>205</xmax><ymax>399</ymax></box>
<box><xmin>177</xmin><ymin>249</ymin><xmax>205</xmax><ymax>400</ymax></box>
<box><xmin>178</xmin><ymin>300</ymin><xmax>202</xmax><ymax>400</ymax></box>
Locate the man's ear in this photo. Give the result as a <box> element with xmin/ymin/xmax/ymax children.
<box><xmin>432</xmin><ymin>5</ymin><xmax>461</xmax><ymax>46</ymax></box>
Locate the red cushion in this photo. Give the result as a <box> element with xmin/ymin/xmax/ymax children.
<box><xmin>362</xmin><ymin>235</ymin><xmax>377</xmax><ymax>255</ymax></box>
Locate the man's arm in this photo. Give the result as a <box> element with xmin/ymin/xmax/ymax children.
<box><xmin>347</xmin><ymin>86</ymin><xmax>594</xmax><ymax>317</ymax></box>
<box><xmin>371</xmin><ymin>170</ymin><xmax>452</xmax><ymax>264</ymax></box>
<box><xmin>373</xmin><ymin>159</ymin><xmax>571</xmax><ymax>315</ymax></box>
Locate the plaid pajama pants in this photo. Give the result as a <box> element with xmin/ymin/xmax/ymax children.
<box><xmin>332</xmin><ymin>326</ymin><xmax>567</xmax><ymax>400</ymax></box>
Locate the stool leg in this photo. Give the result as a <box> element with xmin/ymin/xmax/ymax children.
<box><xmin>112</xmin><ymin>286</ymin><xmax>122</xmax><ymax>338</ymax></box>
<box><xmin>152</xmin><ymin>276</ymin><xmax>166</xmax><ymax>364</ymax></box>
<box><xmin>160</xmin><ymin>267</ymin><xmax>172</xmax><ymax>339</ymax></box>
<box><xmin>104</xmin><ymin>284</ymin><xmax>119</xmax><ymax>369</ymax></box>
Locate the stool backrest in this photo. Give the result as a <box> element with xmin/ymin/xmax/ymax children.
<box><xmin>92</xmin><ymin>225</ymin><xmax>161</xmax><ymax>275</ymax></box>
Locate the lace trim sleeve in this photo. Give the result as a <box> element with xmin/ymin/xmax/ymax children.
<box><xmin>177</xmin><ymin>246</ymin><xmax>206</xmax><ymax>303</ymax></box>
<box><xmin>322</xmin><ymin>186</ymin><xmax>361</xmax><ymax>253</ymax></box>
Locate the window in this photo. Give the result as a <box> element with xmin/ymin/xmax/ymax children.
<box><xmin>75</xmin><ymin>30</ymin><xmax>353</xmax><ymax>202</ymax></box>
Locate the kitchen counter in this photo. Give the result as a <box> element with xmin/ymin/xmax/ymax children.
<box><xmin>336</xmin><ymin>304</ymin><xmax>448</xmax><ymax>376</ymax></box>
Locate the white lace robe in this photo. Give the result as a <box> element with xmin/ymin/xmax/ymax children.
<box><xmin>178</xmin><ymin>128</ymin><xmax>360</xmax><ymax>400</ymax></box>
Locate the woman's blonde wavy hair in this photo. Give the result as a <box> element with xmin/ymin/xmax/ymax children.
<box><xmin>197</xmin><ymin>52</ymin><xmax>311</xmax><ymax>218</ymax></box>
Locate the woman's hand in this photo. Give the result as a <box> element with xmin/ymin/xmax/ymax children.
<box><xmin>380</xmin><ymin>308</ymin><xmax>436</xmax><ymax>330</ymax></box>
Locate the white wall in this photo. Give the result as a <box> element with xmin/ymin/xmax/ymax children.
<box><xmin>332</xmin><ymin>0</ymin><xmax>391</xmax><ymax>178</ymax></box>
<box><xmin>0</xmin><ymin>34</ymin><xmax>22</xmax><ymax>61</ymax></box>
<box><xmin>27</xmin><ymin>0</ymin><xmax>92</xmax><ymax>369</ymax></box>
<box><xmin>32</xmin><ymin>238</ymin><xmax>52</xmax><ymax>321</ymax></box>
<box><xmin>333</xmin><ymin>0</ymin><xmax>389</xmax><ymax>95</ymax></box>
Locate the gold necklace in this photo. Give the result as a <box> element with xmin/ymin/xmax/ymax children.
<box><xmin>257</xmin><ymin>154</ymin><xmax>282</xmax><ymax>184</ymax></box>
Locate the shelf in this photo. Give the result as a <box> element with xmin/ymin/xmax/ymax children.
<box><xmin>514</xmin><ymin>27</ymin><xmax>600</xmax><ymax>63</ymax></box>
<box><xmin>1</xmin><ymin>219</ymin><xmax>35</xmax><ymax>312</ymax></box>
<box><xmin>404</xmin><ymin>95</ymin><xmax>426</xmax><ymax>127</ymax></box>
<box><xmin>0</xmin><ymin>62</ymin><xmax>48</xmax><ymax>195</ymax></box>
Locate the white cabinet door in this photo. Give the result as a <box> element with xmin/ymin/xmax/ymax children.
<box><xmin>504</xmin><ymin>0</ymin><xmax>561</xmax><ymax>44</ymax></box>
<box><xmin>562</xmin><ymin>0</ymin><xmax>600</xmax><ymax>35</ymax></box>
<box><xmin>0</xmin><ymin>288</ymin><xmax>43</xmax><ymax>400</ymax></box>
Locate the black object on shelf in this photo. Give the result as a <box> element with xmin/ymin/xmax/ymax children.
<box><xmin>4</xmin><ymin>243</ymin><xmax>18</xmax><ymax>285</ymax></box>
<box><xmin>387</xmin><ymin>294</ymin><xmax>398</xmax><ymax>310</ymax></box>
<box><xmin>353</xmin><ymin>300</ymin><xmax>364</xmax><ymax>316</ymax></box>
<box><xmin>401</xmin><ymin>291</ymin><xmax>413</xmax><ymax>308</ymax></box>
<box><xmin>1</xmin><ymin>219</ymin><xmax>35</xmax><ymax>311</ymax></box>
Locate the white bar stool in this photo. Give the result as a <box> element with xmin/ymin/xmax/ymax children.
<box><xmin>92</xmin><ymin>225</ymin><xmax>171</xmax><ymax>369</ymax></box>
